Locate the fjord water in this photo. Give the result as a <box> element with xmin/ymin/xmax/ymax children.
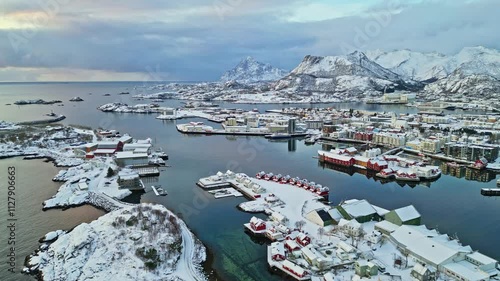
<box><xmin>0</xmin><ymin>82</ymin><xmax>499</xmax><ymax>281</ymax></box>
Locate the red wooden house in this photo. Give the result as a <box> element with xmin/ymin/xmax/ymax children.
<box><xmin>249</xmin><ymin>217</ymin><xmax>266</xmax><ymax>231</ymax></box>
<box><xmin>296</xmin><ymin>233</ymin><xmax>311</xmax><ymax>247</ymax></box>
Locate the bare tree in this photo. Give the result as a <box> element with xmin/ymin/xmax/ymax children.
<box><xmin>295</xmin><ymin>220</ymin><xmax>306</xmax><ymax>231</ymax></box>
<box><xmin>317</xmin><ymin>227</ymin><xmax>325</xmax><ymax>239</ymax></box>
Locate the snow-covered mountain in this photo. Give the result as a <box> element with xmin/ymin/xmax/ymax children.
<box><xmin>273</xmin><ymin>51</ymin><xmax>422</xmax><ymax>94</ymax></box>
<box><xmin>423</xmin><ymin>69</ymin><xmax>500</xmax><ymax>99</ymax></box>
<box><xmin>220</xmin><ymin>56</ymin><xmax>288</xmax><ymax>83</ymax></box>
<box><xmin>366</xmin><ymin>46</ymin><xmax>500</xmax><ymax>82</ymax></box>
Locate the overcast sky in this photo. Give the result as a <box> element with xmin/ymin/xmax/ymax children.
<box><xmin>0</xmin><ymin>0</ymin><xmax>498</xmax><ymax>82</ymax></box>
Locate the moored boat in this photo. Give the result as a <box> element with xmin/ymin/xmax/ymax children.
<box><xmin>256</xmin><ymin>171</ymin><xmax>265</xmax><ymax>179</ymax></box>
<box><xmin>264</xmin><ymin>172</ymin><xmax>274</xmax><ymax>180</ymax></box>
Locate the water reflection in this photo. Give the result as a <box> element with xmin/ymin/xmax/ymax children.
<box><xmin>440</xmin><ymin>162</ymin><xmax>497</xmax><ymax>183</ymax></box>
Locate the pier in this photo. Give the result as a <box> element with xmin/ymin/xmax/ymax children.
<box><xmin>17</xmin><ymin>115</ymin><xmax>66</xmax><ymax>125</ymax></box>
<box><xmin>131</xmin><ymin>165</ymin><xmax>160</xmax><ymax>177</ymax></box>
<box><xmin>197</xmin><ymin>175</ymin><xmax>261</xmax><ymax>200</ymax></box>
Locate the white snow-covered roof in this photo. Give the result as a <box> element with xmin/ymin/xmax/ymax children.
<box><xmin>372</xmin><ymin>205</ymin><xmax>390</xmax><ymax>216</ymax></box>
<box><xmin>411</xmin><ymin>263</ymin><xmax>435</xmax><ymax>275</ymax></box>
<box><xmin>327</xmin><ymin>208</ymin><xmax>343</xmax><ymax>221</ymax></box>
<box><xmin>282</xmin><ymin>260</ymin><xmax>306</xmax><ymax>276</ymax></box>
<box><xmin>338</xmin><ymin>218</ymin><xmax>361</xmax><ymax>230</ymax></box>
<box><xmin>374</xmin><ymin>220</ymin><xmax>399</xmax><ymax>233</ymax></box>
<box><xmin>466</xmin><ymin>252</ymin><xmax>497</xmax><ymax>265</ymax></box>
<box><xmin>394</xmin><ymin>205</ymin><xmax>421</xmax><ymax>222</ymax></box>
<box><xmin>285</xmin><ymin>239</ymin><xmax>300</xmax><ymax>250</ymax></box>
<box><xmin>341</xmin><ymin>199</ymin><xmax>377</xmax><ymax>218</ymax></box>
<box><xmin>318</xmin><ymin>150</ymin><xmax>354</xmax><ymax>161</ymax></box>
<box><xmin>115</xmin><ymin>151</ymin><xmax>148</xmax><ymax>159</ymax></box>
<box><xmin>270</xmin><ymin>242</ymin><xmax>285</xmax><ymax>257</ymax></box>
<box><xmin>391</xmin><ymin>225</ymin><xmax>460</xmax><ymax>266</ymax></box>
<box><xmin>94</xmin><ymin>148</ymin><xmax>116</xmax><ymax>154</ymax></box>
<box><xmin>323</xmin><ymin>272</ymin><xmax>335</xmax><ymax>281</ymax></box>
<box><xmin>301</xmin><ymin>245</ymin><xmax>319</xmax><ymax>261</ymax></box>
<box><xmin>443</xmin><ymin>261</ymin><xmax>491</xmax><ymax>281</ymax></box>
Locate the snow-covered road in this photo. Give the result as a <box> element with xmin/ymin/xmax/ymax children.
<box><xmin>174</xmin><ymin>220</ymin><xmax>206</xmax><ymax>281</ymax></box>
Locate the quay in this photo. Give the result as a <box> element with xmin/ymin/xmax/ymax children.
<box><xmin>177</xmin><ymin>124</ymin><xmax>307</xmax><ymax>137</ymax></box>
<box><xmin>402</xmin><ymin>148</ymin><xmax>474</xmax><ymax>165</ymax></box>
<box><xmin>131</xmin><ymin>165</ymin><xmax>160</xmax><ymax>177</ymax></box>
<box><xmin>197</xmin><ymin>172</ymin><xmax>261</xmax><ymax>200</ymax></box>
<box><xmin>17</xmin><ymin>115</ymin><xmax>66</xmax><ymax>125</ymax></box>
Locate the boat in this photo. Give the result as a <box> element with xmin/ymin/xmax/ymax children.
<box><xmin>265</xmin><ymin>133</ymin><xmax>292</xmax><ymax>139</ymax></box>
<box><xmin>46</xmin><ymin>111</ymin><xmax>56</xmax><ymax>117</ymax></box>
<box><xmin>497</xmin><ymin>178</ymin><xmax>500</xmax><ymax>187</ymax></box>
<box><xmin>280</xmin><ymin>175</ymin><xmax>291</xmax><ymax>184</ymax></box>
<box><xmin>304</xmin><ymin>138</ymin><xmax>316</xmax><ymax>145</ymax></box>
<box><xmin>154</xmin><ymin>148</ymin><xmax>169</xmax><ymax>160</ymax></box>
<box><xmin>272</xmin><ymin>174</ymin><xmax>282</xmax><ymax>182</ymax></box>
<box><xmin>151</xmin><ymin>185</ymin><xmax>167</xmax><ymax>196</ymax></box>
<box><xmin>481</xmin><ymin>188</ymin><xmax>500</xmax><ymax>196</ymax></box>
<box><xmin>256</xmin><ymin>171</ymin><xmax>265</xmax><ymax>179</ymax></box>
<box><xmin>288</xmin><ymin>177</ymin><xmax>296</xmax><ymax>185</ymax></box>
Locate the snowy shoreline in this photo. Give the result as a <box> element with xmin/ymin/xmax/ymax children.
<box><xmin>0</xmin><ymin>122</ymin><xmax>208</xmax><ymax>281</ymax></box>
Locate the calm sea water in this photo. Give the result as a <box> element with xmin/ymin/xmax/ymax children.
<box><xmin>0</xmin><ymin>82</ymin><xmax>498</xmax><ymax>281</ymax></box>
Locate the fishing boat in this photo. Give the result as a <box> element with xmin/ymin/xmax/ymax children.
<box><xmin>151</xmin><ymin>185</ymin><xmax>167</xmax><ymax>196</ymax></box>
<box><xmin>256</xmin><ymin>171</ymin><xmax>265</xmax><ymax>179</ymax></box>
<box><xmin>308</xmin><ymin>181</ymin><xmax>316</xmax><ymax>191</ymax></box>
<box><xmin>280</xmin><ymin>175</ymin><xmax>291</xmax><ymax>184</ymax></box>
<box><xmin>288</xmin><ymin>177</ymin><xmax>297</xmax><ymax>185</ymax></box>
<box><xmin>154</xmin><ymin>148</ymin><xmax>169</xmax><ymax>160</ymax></box>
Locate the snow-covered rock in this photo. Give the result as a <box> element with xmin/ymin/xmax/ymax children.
<box><xmin>367</xmin><ymin>46</ymin><xmax>500</xmax><ymax>81</ymax></box>
<box><xmin>25</xmin><ymin>204</ymin><xmax>207</xmax><ymax>281</ymax></box>
<box><xmin>273</xmin><ymin>51</ymin><xmax>422</xmax><ymax>94</ymax></box>
<box><xmin>423</xmin><ymin>69</ymin><xmax>500</xmax><ymax>99</ymax></box>
<box><xmin>220</xmin><ymin>56</ymin><xmax>288</xmax><ymax>83</ymax></box>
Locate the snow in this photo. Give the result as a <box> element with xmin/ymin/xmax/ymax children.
<box><xmin>25</xmin><ymin>204</ymin><xmax>207</xmax><ymax>281</ymax></box>
<box><xmin>43</xmin><ymin>158</ymin><xmax>132</xmax><ymax>210</ymax></box>
<box><xmin>367</xmin><ymin>46</ymin><xmax>500</xmax><ymax>81</ymax></box>
<box><xmin>220</xmin><ymin>56</ymin><xmax>288</xmax><ymax>83</ymax></box>
<box><xmin>340</xmin><ymin>199</ymin><xmax>377</xmax><ymax>218</ymax></box>
<box><xmin>393</xmin><ymin>205</ymin><xmax>420</xmax><ymax>222</ymax></box>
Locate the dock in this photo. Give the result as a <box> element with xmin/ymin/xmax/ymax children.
<box><xmin>131</xmin><ymin>165</ymin><xmax>160</xmax><ymax>177</ymax></box>
<box><xmin>17</xmin><ymin>115</ymin><xmax>66</xmax><ymax>125</ymax></box>
<box><xmin>208</xmin><ymin>188</ymin><xmax>243</xmax><ymax>199</ymax></box>
<box><xmin>197</xmin><ymin>176</ymin><xmax>261</xmax><ymax>200</ymax></box>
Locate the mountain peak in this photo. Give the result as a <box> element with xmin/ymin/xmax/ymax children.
<box><xmin>221</xmin><ymin>57</ymin><xmax>288</xmax><ymax>83</ymax></box>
